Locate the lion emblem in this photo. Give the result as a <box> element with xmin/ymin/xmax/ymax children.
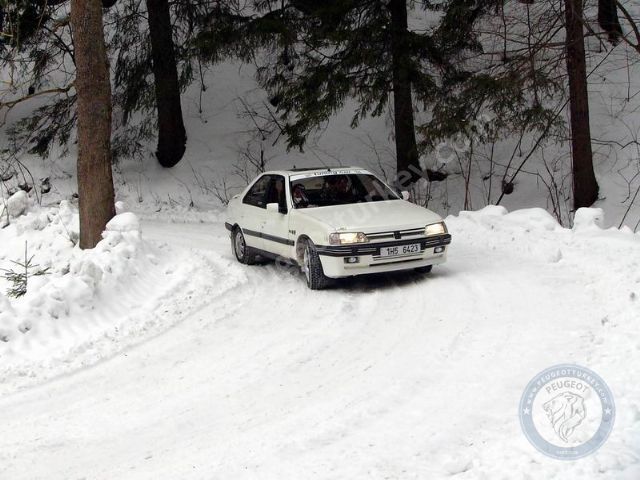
<box><xmin>543</xmin><ymin>392</ymin><xmax>587</xmax><ymax>443</ymax></box>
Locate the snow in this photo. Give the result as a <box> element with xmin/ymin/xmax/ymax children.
<box><xmin>1</xmin><ymin>9</ymin><xmax>640</xmax><ymax>476</ymax></box>
<box><xmin>106</xmin><ymin>211</ymin><xmax>140</xmax><ymax>232</ymax></box>
<box><xmin>0</xmin><ymin>201</ymin><xmax>245</xmax><ymax>393</ymax></box>
<box><xmin>0</xmin><ymin>203</ymin><xmax>638</xmax><ymax>479</ymax></box>
<box><xmin>1</xmin><ymin>190</ymin><xmax>30</xmax><ymax>220</ymax></box>
<box><xmin>573</xmin><ymin>207</ymin><xmax>606</xmax><ymax>231</ymax></box>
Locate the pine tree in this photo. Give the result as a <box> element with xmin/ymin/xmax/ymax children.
<box><xmin>389</xmin><ymin>0</ymin><xmax>420</xmax><ymax>181</ymax></box>
<box><xmin>197</xmin><ymin>1</ymin><xmax>483</xmax><ymax>185</ymax></box>
<box><xmin>0</xmin><ymin>0</ymin><xmax>193</xmax><ymax>167</ymax></box>
<box><xmin>145</xmin><ymin>0</ymin><xmax>187</xmax><ymax>167</ymax></box>
<box><xmin>109</xmin><ymin>0</ymin><xmax>211</xmax><ymax>163</ymax></box>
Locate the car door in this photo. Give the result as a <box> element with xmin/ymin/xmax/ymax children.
<box><xmin>238</xmin><ymin>174</ymin><xmax>271</xmax><ymax>251</ymax></box>
<box><xmin>261</xmin><ymin>175</ymin><xmax>293</xmax><ymax>258</ymax></box>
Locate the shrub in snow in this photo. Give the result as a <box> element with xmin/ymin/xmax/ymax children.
<box><xmin>0</xmin><ymin>242</ymin><xmax>50</xmax><ymax>298</ymax></box>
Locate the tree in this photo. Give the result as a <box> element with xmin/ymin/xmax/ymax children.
<box><xmin>0</xmin><ymin>0</ymin><xmax>191</xmax><ymax>168</ymax></box>
<box><xmin>420</xmin><ymin>0</ymin><xmax>605</xmax><ymax>214</ymax></box>
<box><xmin>145</xmin><ymin>0</ymin><xmax>187</xmax><ymax>168</ymax></box>
<box><xmin>70</xmin><ymin>0</ymin><xmax>116</xmax><ymax>248</ymax></box>
<box><xmin>0</xmin><ymin>1</ymin><xmax>77</xmax><ymax>160</ymax></box>
<box><xmin>565</xmin><ymin>0</ymin><xmax>598</xmax><ymax>209</ymax></box>
<box><xmin>0</xmin><ymin>0</ymin><xmax>121</xmax><ymax>165</ymax></box>
<box><xmin>389</xmin><ymin>0</ymin><xmax>420</xmax><ymax>180</ymax></box>
<box><xmin>197</xmin><ymin>1</ymin><xmax>474</xmax><ymax>185</ymax></box>
<box><xmin>598</xmin><ymin>0</ymin><xmax>623</xmax><ymax>44</ymax></box>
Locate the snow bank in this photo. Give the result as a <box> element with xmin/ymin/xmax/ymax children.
<box><xmin>0</xmin><ymin>201</ymin><xmax>143</xmax><ymax>341</ymax></box>
<box><xmin>442</xmin><ymin>206</ymin><xmax>640</xmax><ymax>479</ymax></box>
<box><xmin>0</xmin><ymin>198</ymin><xmax>246</xmax><ymax>394</ymax></box>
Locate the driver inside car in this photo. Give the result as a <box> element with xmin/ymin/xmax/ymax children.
<box><xmin>323</xmin><ymin>175</ymin><xmax>352</xmax><ymax>202</ymax></box>
<box><xmin>292</xmin><ymin>183</ymin><xmax>309</xmax><ymax>208</ymax></box>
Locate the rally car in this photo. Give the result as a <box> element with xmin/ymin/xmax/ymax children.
<box><xmin>224</xmin><ymin>167</ymin><xmax>451</xmax><ymax>289</ymax></box>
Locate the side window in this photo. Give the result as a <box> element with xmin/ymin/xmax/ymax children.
<box><xmin>243</xmin><ymin>175</ymin><xmax>271</xmax><ymax>208</ymax></box>
<box><xmin>265</xmin><ymin>175</ymin><xmax>287</xmax><ymax>212</ymax></box>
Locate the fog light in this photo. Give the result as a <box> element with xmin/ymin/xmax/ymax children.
<box><xmin>434</xmin><ymin>246</ymin><xmax>445</xmax><ymax>253</ymax></box>
<box><xmin>344</xmin><ymin>256</ymin><xmax>360</xmax><ymax>264</ymax></box>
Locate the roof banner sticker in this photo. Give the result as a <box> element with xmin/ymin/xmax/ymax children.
<box><xmin>290</xmin><ymin>169</ymin><xmax>369</xmax><ymax>181</ymax></box>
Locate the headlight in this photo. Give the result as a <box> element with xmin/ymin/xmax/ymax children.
<box><xmin>329</xmin><ymin>232</ymin><xmax>369</xmax><ymax>245</ymax></box>
<box><xmin>425</xmin><ymin>222</ymin><xmax>447</xmax><ymax>236</ymax></box>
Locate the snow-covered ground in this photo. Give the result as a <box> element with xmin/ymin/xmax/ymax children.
<box><xmin>1</xmin><ymin>204</ymin><xmax>639</xmax><ymax>479</ymax></box>
<box><xmin>0</xmin><ymin>200</ymin><xmax>243</xmax><ymax>394</ymax></box>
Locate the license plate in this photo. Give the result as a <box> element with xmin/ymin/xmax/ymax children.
<box><xmin>379</xmin><ymin>243</ymin><xmax>421</xmax><ymax>257</ymax></box>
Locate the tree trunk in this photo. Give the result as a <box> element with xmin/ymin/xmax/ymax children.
<box><xmin>598</xmin><ymin>0</ymin><xmax>623</xmax><ymax>44</ymax></box>
<box><xmin>146</xmin><ymin>0</ymin><xmax>187</xmax><ymax>168</ymax></box>
<box><xmin>389</xmin><ymin>0</ymin><xmax>421</xmax><ymax>184</ymax></box>
<box><xmin>565</xmin><ymin>0</ymin><xmax>598</xmax><ymax>210</ymax></box>
<box><xmin>70</xmin><ymin>0</ymin><xmax>116</xmax><ymax>249</ymax></box>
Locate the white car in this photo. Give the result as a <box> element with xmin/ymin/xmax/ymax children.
<box><xmin>224</xmin><ymin>167</ymin><xmax>451</xmax><ymax>289</ymax></box>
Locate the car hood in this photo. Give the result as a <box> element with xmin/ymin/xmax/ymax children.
<box><xmin>297</xmin><ymin>200</ymin><xmax>443</xmax><ymax>232</ymax></box>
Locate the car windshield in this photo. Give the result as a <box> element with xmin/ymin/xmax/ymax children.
<box><xmin>289</xmin><ymin>173</ymin><xmax>399</xmax><ymax>209</ymax></box>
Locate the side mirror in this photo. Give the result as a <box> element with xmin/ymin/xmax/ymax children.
<box><xmin>401</xmin><ymin>191</ymin><xmax>410</xmax><ymax>201</ymax></box>
<box><xmin>266</xmin><ymin>202</ymin><xmax>287</xmax><ymax>214</ymax></box>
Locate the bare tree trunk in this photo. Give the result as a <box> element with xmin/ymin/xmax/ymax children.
<box><xmin>565</xmin><ymin>0</ymin><xmax>599</xmax><ymax>209</ymax></box>
<box><xmin>70</xmin><ymin>0</ymin><xmax>116</xmax><ymax>249</ymax></box>
<box><xmin>598</xmin><ymin>0</ymin><xmax>623</xmax><ymax>44</ymax></box>
<box><xmin>389</xmin><ymin>0</ymin><xmax>421</xmax><ymax>184</ymax></box>
<box><xmin>146</xmin><ymin>0</ymin><xmax>187</xmax><ymax>168</ymax></box>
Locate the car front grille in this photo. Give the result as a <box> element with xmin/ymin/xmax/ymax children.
<box><xmin>366</xmin><ymin>227</ymin><xmax>425</xmax><ymax>241</ymax></box>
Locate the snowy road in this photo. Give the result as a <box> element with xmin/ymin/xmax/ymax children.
<box><xmin>1</xmin><ymin>209</ymin><xmax>639</xmax><ymax>479</ymax></box>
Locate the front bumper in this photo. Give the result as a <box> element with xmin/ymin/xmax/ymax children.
<box><xmin>315</xmin><ymin>234</ymin><xmax>451</xmax><ymax>278</ymax></box>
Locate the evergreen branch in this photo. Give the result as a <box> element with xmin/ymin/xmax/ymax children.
<box><xmin>0</xmin><ymin>82</ymin><xmax>74</xmax><ymax>117</ymax></box>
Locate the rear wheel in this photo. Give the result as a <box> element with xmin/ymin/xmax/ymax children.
<box><xmin>232</xmin><ymin>227</ymin><xmax>256</xmax><ymax>265</ymax></box>
<box><xmin>302</xmin><ymin>241</ymin><xmax>330</xmax><ymax>290</ymax></box>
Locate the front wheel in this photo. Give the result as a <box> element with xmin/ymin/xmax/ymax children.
<box><xmin>232</xmin><ymin>227</ymin><xmax>256</xmax><ymax>265</ymax></box>
<box><xmin>302</xmin><ymin>241</ymin><xmax>330</xmax><ymax>290</ymax></box>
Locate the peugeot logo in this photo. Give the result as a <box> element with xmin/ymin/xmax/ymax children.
<box><xmin>393</xmin><ymin>231</ymin><xmax>401</xmax><ymax>239</ymax></box>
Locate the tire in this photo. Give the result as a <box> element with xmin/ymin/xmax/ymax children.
<box><xmin>415</xmin><ymin>265</ymin><xmax>433</xmax><ymax>274</ymax></box>
<box><xmin>302</xmin><ymin>241</ymin><xmax>330</xmax><ymax>290</ymax></box>
<box><xmin>232</xmin><ymin>227</ymin><xmax>256</xmax><ymax>265</ymax></box>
